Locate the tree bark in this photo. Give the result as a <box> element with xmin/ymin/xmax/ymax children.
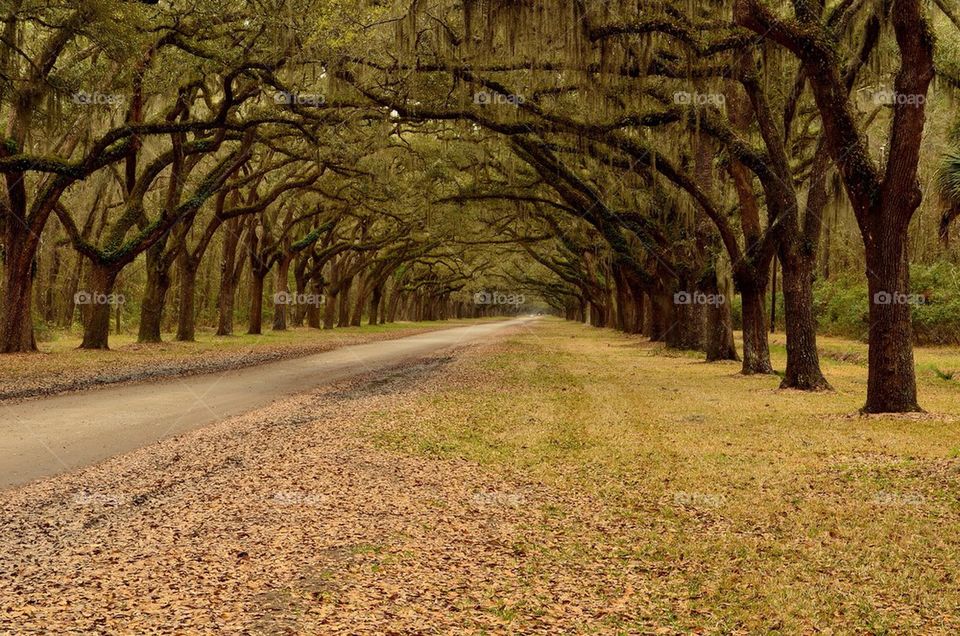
<box><xmin>369</xmin><ymin>284</ymin><xmax>383</xmax><ymax>326</ymax></box>
<box><xmin>216</xmin><ymin>221</ymin><xmax>245</xmax><ymax>336</ymax></box>
<box><xmin>337</xmin><ymin>277</ymin><xmax>353</xmax><ymax>327</ymax></box>
<box><xmin>272</xmin><ymin>257</ymin><xmax>291</xmax><ymax>331</ymax></box>
<box><xmin>307</xmin><ymin>278</ymin><xmax>324</xmax><ymax>328</ymax></box>
<box><xmin>79</xmin><ymin>264</ymin><xmax>119</xmax><ymax>350</ymax></box>
<box><xmin>292</xmin><ymin>261</ymin><xmax>309</xmax><ymax>327</ymax></box>
<box><xmin>0</xmin><ymin>239</ymin><xmax>38</xmax><ymax>352</ymax></box>
<box><xmin>863</xmin><ymin>233</ymin><xmax>921</xmax><ymax>412</ymax></box>
<box><xmin>739</xmin><ymin>285</ymin><xmax>775</xmax><ymax>375</ymax></box>
<box><xmin>704</xmin><ymin>273</ymin><xmax>739</xmax><ymax>362</ymax></box>
<box><xmin>176</xmin><ymin>257</ymin><xmax>198</xmax><ymax>342</ymax></box>
<box><xmin>247</xmin><ymin>271</ymin><xmax>266</xmax><ymax>335</ymax></box>
<box><xmin>137</xmin><ymin>243</ymin><xmax>171</xmax><ymax>343</ymax></box>
<box><xmin>216</xmin><ymin>276</ymin><xmax>238</xmax><ymax>336</ymax></box>
<box><xmin>647</xmin><ymin>291</ymin><xmax>672</xmax><ymax>342</ymax></box>
<box><xmin>323</xmin><ymin>290</ymin><xmax>338</xmax><ymax>329</ymax></box>
<box><xmin>779</xmin><ymin>252</ymin><xmax>831</xmax><ymax>390</ymax></box>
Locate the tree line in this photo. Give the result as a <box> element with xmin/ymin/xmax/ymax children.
<box><xmin>2</xmin><ymin>0</ymin><xmax>959</xmax><ymax>414</ymax></box>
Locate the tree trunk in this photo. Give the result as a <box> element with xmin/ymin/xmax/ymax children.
<box><xmin>369</xmin><ymin>284</ymin><xmax>383</xmax><ymax>326</ymax></box>
<box><xmin>247</xmin><ymin>271</ymin><xmax>266</xmax><ymax>335</ymax></box>
<box><xmin>79</xmin><ymin>264</ymin><xmax>119</xmax><ymax>350</ymax></box>
<box><xmin>323</xmin><ymin>290</ymin><xmax>338</xmax><ymax>329</ymax></box>
<box><xmin>704</xmin><ymin>273</ymin><xmax>739</xmax><ymax>362</ymax></box>
<box><xmin>216</xmin><ymin>220</ymin><xmax>243</xmax><ymax>336</ymax></box>
<box><xmin>138</xmin><ymin>244</ymin><xmax>171</xmax><ymax>343</ymax></box>
<box><xmin>307</xmin><ymin>278</ymin><xmax>323</xmax><ymax>328</ymax></box>
<box><xmin>0</xmin><ymin>239</ymin><xmax>38</xmax><ymax>352</ymax></box>
<box><xmin>667</xmin><ymin>297</ymin><xmax>704</xmax><ymax>350</ymax></box>
<box><xmin>647</xmin><ymin>291</ymin><xmax>672</xmax><ymax>342</ymax></box>
<box><xmin>387</xmin><ymin>290</ymin><xmax>403</xmax><ymax>323</ymax></box>
<box><xmin>337</xmin><ymin>277</ymin><xmax>353</xmax><ymax>328</ymax></box>
<box><xmin>378</xmin><ymin>288</ymin><xmax>388</xmax><ymax>324</ymax></box>
<box><xmin>216</xmin><ymin>278</ymin><xmax>237</xmax><ymax>336</ymax></box>
<box><xmin>863</xmin><ymin>233</ymin><xmax>921</xmax><ymax>412</ymax></box>
<box><xmin>626</xmin><ymin>279</ymin><xmax>645</xmax><ymax>334</ymax></box>
<box><xmin>739</xmin><ymin>285</ymin><xmax>775</xmax><ymax>375</ymax></box>
<box><xmin>176</xmin><ymin>258</ymin><xmax>198</xmax><ymax>342</ymax></box>
<box><xmin>351</xmin><ymin>277</ymin><xmax>367</xmax><ymax>327</ymax></box>
<box><xmin>292</xmin><ymin>267</ymin><xmax>308</xmax><ymax>327</ymax></box>
<box><xmin>588</xmin><ymin>300</ymin><xmax>607</xmax><ymax>327</ymax></box>
<box><xmin>272</xmin><ymin>258</ymin><xmax>291</xmax><ymax>331</ymax></box>
<box><xmin>779</xmin><ymin>254</ymin><xmax>830</xmax><ymax>390</ymax></box>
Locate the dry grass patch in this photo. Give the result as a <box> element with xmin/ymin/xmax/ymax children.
<box><xmin>360</xmin><ymin>318</ymin><xmax>960</xmax><ymax>633</ymax></box>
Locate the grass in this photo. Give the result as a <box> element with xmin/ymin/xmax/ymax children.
<box><xmin>361</xmin><ymin>318</ymin><xmax>960</xmax><ymax>633</ymax></box>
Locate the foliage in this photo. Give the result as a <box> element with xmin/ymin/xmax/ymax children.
<box><xmin>814</xmin><ymin>263</ymin><xmax>960</xmax><ymax>345</ymax></box>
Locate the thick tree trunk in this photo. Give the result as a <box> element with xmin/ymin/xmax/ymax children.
<box><xmin>0</xmin><ymin>240</ymin><xmax>38</xmax><ymax>353</ymax></box>
<box><xmin>612</xmin><ymin>265</ymin><xmax>644</xmax><ymax>334</ymax></box>
<box><xmin>247</xmin><ymin>271</ymin><xmax>266</xmax><ymax>335</ymax></box>
<box><xmin>779</xmin><ymin>255</ymin><xmax>830</xmax><ymax>390</ymax></box>
<box><xmin>216</xmin><ymin>221</ymin><xmax>243</xmax><ymax>336</ymax></box>
<box><xmin>337</xmin><ymin>277</ymin><xmax>353</xmax><ymax>328</ymax></box>
<box><xmin>739</xmin><ymin>285</ymin><xmax>775</xmax><ymax>375</ymax></box>
<box><xmin>79</xmin><ymin>264</ymin><xmax>119</xmax><ymax>350</ymax></box>
<box><xmin>307</xmin><ymin>279</ymin><xmax>323</xmax><ymax>328</ymax></box>
<box><xmin>378</xmin><ymin>285</ymin><xmax>389</xmax><ymax>324</ymax></box>
<box><xmin>704</xmin><ymin>273</ymin><xmax>739</xmax><ymax>362</ymax></box>
<box><xmin>627</xmin><ymin>280</ymin><xmax>645</xmax><ymax>334</ymax></box>
<box><xmin>351</xmin><ymin>291</ymin><xmax>366</xmax><ymax>326</ymax></box>
<box><xmin>323</xmin><ymin>290</ymin><xmax>338</xmax><ymax>329</ymax></box>
<box><xmin>863</xmin><ymin>233</ymin><xmax>921</xmax><ymax>412</ymax></box>
<box><xmin>176</xmin><ymin>259</ymin><xmax>198</xmax><ymax>342</ymax></box>
<box><xmin>667</xmin><ymin>300</ymin><xmax>704</xmax><ymax>351</ymax></box>
<box><xmin>138</xmin><ymin>245</ymin><xmax>171</xmax><ymax>343</ymax></box>
<box><xmin>216</xmin><ymin>279</ymin><xmax>237</xmax><ymax>336</ymax></box>
<box><xmin>292</xmin><ymin>268</ymin><xmax>308</xmax><ymax>327</ymax></box>
<box><xmin>647</xmin><ymin>291</ymin><xmax>672</xmax><ymax>342</ymax></box>
<box><xmin>386</xmin><ymin>292</ymin><xmax>399</xmax><ymax>323</ymax></box>
<box><xmin>368</xmin><ymin>284</ymin><xmax>383</xmax><ymax>326</ymax></box>
<box><xmin>682</xmin><ymin>287</ymin><xmax>707</xmax><ymax>352</ymax></box>
<box><xmin>272</xmin><ymin>258</ymin><xmax>291</xmax><ymax>331</ymax></box>
<box><xmin>588</xmin><ymin>300</ymin><xmax>607</xmax><ymax>327</ymax></box>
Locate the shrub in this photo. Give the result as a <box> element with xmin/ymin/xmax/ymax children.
<box><xmin>813</xmin><ymin>262</ymin><xmax>960</xmax><ymax>345</ymax></box>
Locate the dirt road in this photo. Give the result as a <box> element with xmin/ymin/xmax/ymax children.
<box><xmin>0</xmin><ymin>318</ymin><xmax>534</xmax><ymax>489</ymax></box>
